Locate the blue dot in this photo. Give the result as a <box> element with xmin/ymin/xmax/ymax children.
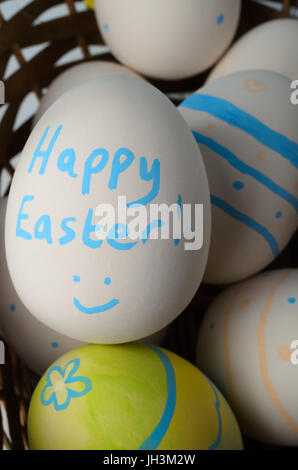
<box><xmin>10</xmin><ymin>304</ymin><xmax>16</xmax><ymax>312</ymax></box>
<box><xmin>73</xmin><ymin>275</ymin><xmax>80</xmax><ymax>283</ymax></box>
<box><xmin>217</xmin><ymin>14</ymin><xmax>224</xmax><ymax>25</ymax></box>
<box><xmin>104</xmin><ymin>277</ymin><xmax>112</xmax><ymax>286</ymax></box>
<box><xmin>233</xmin><ymin>181</ymin><xmax>245</xmax><ymax>190</ymax></box>
<box><xmin>103</xmin><ymin>23</ymin><xmax>110</xmax><ymax>31</ymax></box>
<box><xmin>51</xmin><ymin>342</ymin><xmax>59</xmax><ymax>349</ymax></box>
<box><xmin>210</xmin><ymin>323</ymin><xmax>215</xmax><ymax>330</ymax></box>
<box><xmin>288</xmin><ymin>297</ymin><xmax>296</xmax><ymax>304</ymax></box>
<box><xmin>275</xmin><ymin>211</ymin><xmax>282</xmax><ymax>219</ymax></box>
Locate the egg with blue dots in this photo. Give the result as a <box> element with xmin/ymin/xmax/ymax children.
<box><xmin>5</xmin><ymin>75</ymin><xmax>211</xmax><ymax>344</ymax></box>
<box><xmin>197</xmin><ymin>269</ymin><xmax>298</xmax><ymax>446</ymax></box>
<box><xmin>208</xmin><ymin>19</ymin><xmax>298</xmax><ymax>83</ymax></box>
<box><xmin>93</xmin><ymin>0</ymin><xmax>241</xmax><ymax>80</ymax></box>
<box><xmin>33</xmin><ymin>61</ymin><xmax>141</xmax><ymax>127</ymax></box>
<box><xmin>27</xmin><ymin>343</ymin><xmax>243</xmax><ymax>450</ymax></box>
<box><xmin>179</xmin><ymin>69</ymin><xmax>298</xmax><ymax>284</ymax></box>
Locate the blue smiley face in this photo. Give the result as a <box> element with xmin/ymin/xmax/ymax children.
<box><xmin>73</xmin><ymin>276</ymin><xmax>119</xmax><ymax>314</ymax></box>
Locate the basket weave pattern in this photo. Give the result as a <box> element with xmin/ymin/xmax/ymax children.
<box><xmin>0</xmin><ymin>0</ymin><xmax>297</xmax><ymax>450</ymax></box>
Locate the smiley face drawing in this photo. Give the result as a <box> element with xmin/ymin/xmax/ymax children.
<box><xmin>73</xmin><ymin>276</ymin><xmax>119</xmax><ymax>315</ymax></box>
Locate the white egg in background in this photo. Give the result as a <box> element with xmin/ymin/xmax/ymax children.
<box><xmin>179</xmin><ymin>70</ymin><xmax>298</xmax><ymax>285</ymax></box>
<box><xmin>94</xmin><ymin>0</ymin><xmax>241</xmax><ymax>80</ymax></box>
<box><xmin>33</xmin><ymin>61</ymin><xmax>141</xmax><ymax>126</ymax></box>
<box><xmin>6</xmin><ymin>75</ymin><xmax>211</xmax><ymax>344</ymax></box>
<box><xmin>208</xmin><ymin>19</ymin><xmax>298</xmax><ymax>83</ymax></box>
<box><xmin>196</xmin><ymin>269</ymin><xmax>298</xmax><ymax>446</ymax></box>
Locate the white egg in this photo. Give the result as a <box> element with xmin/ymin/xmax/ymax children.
<box><xmin>6</xmin><ymin>75</ymin><xmax>211</xmax><ymax>344</ymax></box>
<box><xmin>208</xmin><ymin>19</ymin><xmax>298</xmax><ymax>83</ymax></box>
<box><xmin>0</xmin><ymin>198</ymin><xmax>84</xmax><ymax>375</ymax></box>
<box><xmin>33</xmin><ymin>61</ymin><xmax>141</xmax><ymax>126</ymax></box>
<box><xmin>179</xmin><ymin>70</ymin><xmax>298</xmax><ymax>284</ymax></box>
<box><xmin>94</xmin><ymin>0</ymin><xmax>241</xmax><ymax>80</ymax></box>
<box><xmin>197</xmin><ymin>269</ymin><xmax>298</xmax><ymax>446</ymax></box>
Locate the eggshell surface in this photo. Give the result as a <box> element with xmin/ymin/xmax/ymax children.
<box><xmin>28</xmin><ymin>343</ymin><xmax>243</xmax><ymax>450</ymax></box>
<box><xmin>33</xmin><ymin>61</ymin><xmax>140</xmax><ymax>126</ymax></box>
<box><xmin>197</xmin><ymin>269</ymin><xmax>298</xmax><ymax>446</ymax></box>
<box><xmin>208</xmin><ymin>19</ymin><xmax>298</xmax><ymax>83</ymax></box>
<box><xmin>6</xmin><ymin>76</ymin><xmax>211</xmax><ymax>343</ymax></box>
<box><xmin>0</xmin><ymin>198</ymin><xmax>85</xmax><ymax>375</ymax></box>
<box><xmin>179</xmin><ymin>70</ymin><xmax>298</xmax><ymax>284</ymax></box>
<box><xmin>94</xmin><ymin>0</ymin><xmax>241</xmax><ymax>80</ymax></box>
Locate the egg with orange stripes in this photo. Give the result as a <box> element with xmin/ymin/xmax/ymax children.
<box><xmin>197</xmin><ymin>269</ymin><xmax>298</xmax><ymax>446</ymax></box>
<box><xmin>179</xmin><ymin>70</ymin><xmax>298</xmax><ymax>284</ymax></box>
<box><xmin>28</xmin><ymin>343</ymin><xmax>243</xmax><ymax>450</ymax></box>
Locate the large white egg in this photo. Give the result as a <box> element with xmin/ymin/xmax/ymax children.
<box><xmin>94</xmin><ymin>0</ymin><xmax>241</xmax><ymax>80</ymax></box>
<box><xmin>179</xmin><ymin>70</ymin><xmax>298</xmax><ymax>284</ymax></box>
<box><xmin>6</xmin><ymin>76</ymin><xmax>211</xmax><ymax>343</ymax></box>
<box><xmin>0</xmin><ymin>198</ymin><xmax>84</xmax><ymax>375</ymax></box>
<box><xmin>208</xmin><ymin>19</ymin><xmax>298</xmax><ymax>83</ymax></box>
<box><xmin>34</xmin><ymin>61</ymin><xmax>140</xmax><ymax>126</ymax></box>
<box><xmin>197</xmin><ymin>269</ymin><xmax>298</xmax><ymax>446</ymax></box>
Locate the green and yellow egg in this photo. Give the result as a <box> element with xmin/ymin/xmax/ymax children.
<box><xmin>28</xmin><ymin>343</ymin><xmax>243</xmax><ymax>450</ymax></box>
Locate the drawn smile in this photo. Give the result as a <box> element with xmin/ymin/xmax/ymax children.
<box><xmin>73</xmin><ymin>297</ymin><xmax>119</xmax><ymax>314</ymax></box>
<box><xmin>73</xmin><ymin>276</ymin><xmax>119</xmax><ymax>315</ymax></box>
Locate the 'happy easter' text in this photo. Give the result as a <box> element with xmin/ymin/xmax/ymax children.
<box><xmin>15</xmin><ymin>125</ymin><xmax>161</xmax><ymax>250</ymax></box>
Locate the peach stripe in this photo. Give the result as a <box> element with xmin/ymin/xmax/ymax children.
<box><xmin>223</xmin><ymin>283</ymin><xmax>246</xmax><ymax>403</ymax></box>
<box><xmin>257</xmin><ymin>271</ymin><xmax>298</xmax><ymax>434</ymax></box>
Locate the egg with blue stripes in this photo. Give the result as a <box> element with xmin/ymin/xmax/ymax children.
<box><xmin>197</xmin><ymin>269</ymin><xmax>298</xmax><ymax>446</ymax></box>
<box><xmin>27</xmin><ymin>343</ymin><xmax>243</xmax><ymax>450</ymax></box>
<box><xmin>179</xmin><ymin>70</ymin><xmax>298</xmax><ymax>284</ymax></box>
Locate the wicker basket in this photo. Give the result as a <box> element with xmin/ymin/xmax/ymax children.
<box><xmin>0</xmin><ymin>0</ymin><xmax>297</xmax><ymax>451</ymax></box>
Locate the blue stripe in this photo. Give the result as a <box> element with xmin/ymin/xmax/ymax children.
<box><xmin>139</xmin><ymin>346</ymin><xmax>176</xmax><ymax>450</ymax></box>
<box><xmin>180</xmin><ymin>94</ymin><xmax>298</xmax><ymax>169</ymax></box>
<box><xmin>193</xmin><ymin>131</ymin><xmax>298</xmax><ymax>213</ymax></box>
<box><xmin>207</xmin><ymin>379</ymin><xmax>223</xmax><ymax>450</ymax></box>
<box><xmin>211</xmin><ymin>195</ymin><xmax>280</xmax><ymax>257</ymax></box>
<box><xmin>177</xmin><ymin>194</ymin><xmax>182</xmax><ymax>220</ymax></box>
